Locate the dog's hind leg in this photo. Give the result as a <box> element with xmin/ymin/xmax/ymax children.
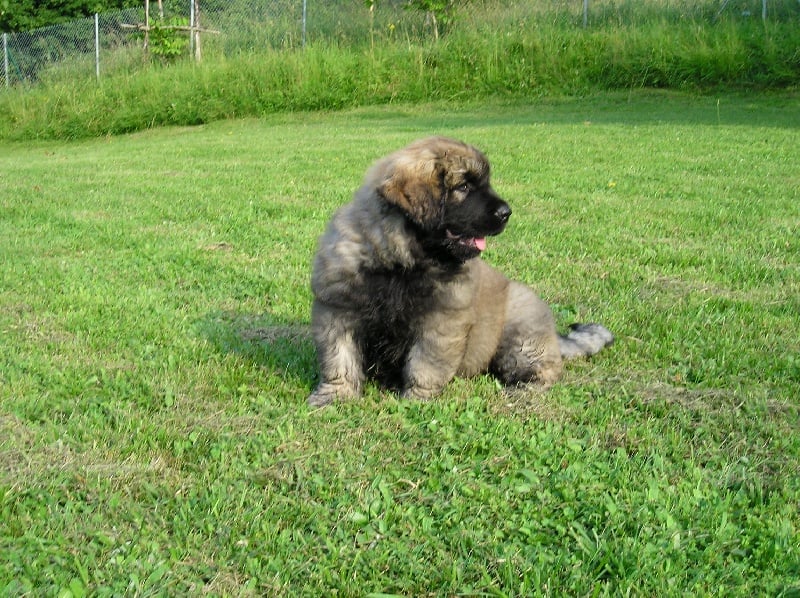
<box><xmin>490</xmin><ymin>282</ymin><xmax>563</xmax><ymax>386</ymax></box>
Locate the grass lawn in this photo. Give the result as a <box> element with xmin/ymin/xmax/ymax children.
<box><xmin>1</xmin><ymin>91</ymin><xmax>798</xmax><ymax>595</ymax></box>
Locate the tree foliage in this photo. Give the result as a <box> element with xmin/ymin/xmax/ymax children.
<box><xmin>405</xmin><ymin>0</ymin><xmax>454</xmax><ymax>40</ymax></box>
<box><xmin>1</xmin><ymin>0</ymin><xmax>140</xmax><ymax>32</ymax></box>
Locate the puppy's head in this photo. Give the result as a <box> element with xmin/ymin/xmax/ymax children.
<box><xmin>376</xmin><ymin>136</ymin><xmax>511</xmax><ymax>262</ymax></box>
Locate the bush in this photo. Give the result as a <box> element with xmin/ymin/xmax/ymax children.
<box><xmin>1</xmin><ymin>2</ymin><xmax>799</xmax><ymax>140</ymax></box>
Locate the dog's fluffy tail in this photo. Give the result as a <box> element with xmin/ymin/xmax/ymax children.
<box><xmin>559</xmin><ymin>323</ymin><xmax>614</xmax><ymax>360</ymax></box>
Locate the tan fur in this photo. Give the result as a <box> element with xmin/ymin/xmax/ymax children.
<box><xmin>308</xmin><ymin>137</ymin><xmax>611</xmax><ymax>407</ymax></box>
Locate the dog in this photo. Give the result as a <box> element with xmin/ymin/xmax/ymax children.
<box><xmin>308</xmin><ymin>136</ymin><xmax>612</xmax><ymax>407</ymax></box>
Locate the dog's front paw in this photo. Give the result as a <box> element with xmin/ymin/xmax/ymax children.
<box><xmin>400</xmin><ymin>386</ymin><xmax>439</xmax><ymax>401</ymax></box>
<box><xmin>307</xmin><ymin>389</ymin><xmax>335</xmax><ymax>408</ymax></box>
<box><xmin>307</xmin><ymin>381</ymin><xmax>360</xmax><ymax>408</ymax></box>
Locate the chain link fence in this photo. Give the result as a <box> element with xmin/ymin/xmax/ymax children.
<box><xmin>2</xmin><ymin>0</ymin><xmax>798</xmax><ymax>88</ymax></box>
<box><xmin>2</xmin><ymin>8</ymin><xmax>143</xmax><ymax>87</ymax></box>
<box><xmin>0</xmin><ymin>0</ymin><xmax>425</xmax><ymax>87</ymax></box>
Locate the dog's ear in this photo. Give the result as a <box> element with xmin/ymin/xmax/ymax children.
<box><xmin>378</xmin><ymin>154</ymin><xmax>445</xmax><ymax>228</ymax></box>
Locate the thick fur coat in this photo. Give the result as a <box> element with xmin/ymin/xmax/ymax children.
<box><xmin>308</xmin><ymin>137</ymin><xmax>612</xmax><ymax>406</ymax></box>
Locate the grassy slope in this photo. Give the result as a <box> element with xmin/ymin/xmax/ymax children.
<box><xmin>1</xmin><ymin>12</ymin><xmax>799</xmax><ymax>141</ymax></box>
<box><xmin>1</xmin><ymin>92</ymin><xmax>799</xmax><ymax>595</ymax></box>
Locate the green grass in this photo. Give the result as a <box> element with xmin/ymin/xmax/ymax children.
<box><xmin>1</xmin><ymin>91</ymin><xmax>799</xmax><ymax>595</ymax></box>
<box><xmin>2</xmin><ymin>2</ymin><xmax>799</xmax><ymax>141</ymax></box>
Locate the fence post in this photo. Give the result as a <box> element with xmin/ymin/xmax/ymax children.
<box><xmin>95</xmin><ymin>13</ymin><xmax>100</xmax><ymax>81</ymax></box>
<box><xmin>190</xmin><ymin>0</ymin><xmax>195</xmax><ymax>57</ymax></box>
<box><xmin>583</xmin><ymin>0</ymin><xmax>588</xmax><ymax>28</ymax></box>
<box><xmin>302</xmin><ymin>0</ymin><xmax>307</xmax><ymax>48</ymax></box>
<box><xmin>193</xmin><ymin>0</ymin><xmax>202</xmax><ymax>61</ymax></box>
<box><xmin>3</xmin><ymin>33</ymin><xmax>8</xmax><ymax>87</ymax></box>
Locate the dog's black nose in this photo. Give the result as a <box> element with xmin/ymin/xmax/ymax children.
<box><xmin>495</xmin><ymin>204</ymin><xmax>512</xmax><ymax>223</ymax></box>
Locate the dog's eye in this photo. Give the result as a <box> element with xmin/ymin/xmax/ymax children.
<box><xmin>454</xmin><ymin>183</ymin><xmax>470</xmax><ymax>194</ymax></box>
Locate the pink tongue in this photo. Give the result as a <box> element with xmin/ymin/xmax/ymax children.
<box><xmin>474</xmin><ymin>237</ymin><xmax>487</xmax><ymax>251</ymax></box>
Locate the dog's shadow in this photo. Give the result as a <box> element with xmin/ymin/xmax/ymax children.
<box><xmin>197</xmin><ymin>311</ymin><xmax>317</xmax><ymax>389</ymax></box>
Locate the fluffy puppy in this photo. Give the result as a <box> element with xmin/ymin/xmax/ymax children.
<box><xmin>308</xmin><ymin>137</ymin><xmax>612</xmax><ymax>406</ymax></box>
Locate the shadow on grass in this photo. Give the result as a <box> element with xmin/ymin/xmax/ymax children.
<box><xmin>356</xmin><ymin>91</ymin><xmax>800</xmax><ymax>130</ymax></box>
<box><xmin>197</xmin><ymin>310</ymin><xmax>317</xmax><ymax>389</ymax></box>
